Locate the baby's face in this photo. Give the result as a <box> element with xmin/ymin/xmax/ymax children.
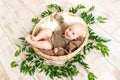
<box><xmin>64</xmin><ymin>23</ymin><xmax>85</xmax><ymax>40</ymax></box>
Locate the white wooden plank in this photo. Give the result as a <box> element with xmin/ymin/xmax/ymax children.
<box><xmin>22</xmin><ymin>0</ymin><xmax>47</xmax><ymax>16</ymax></box>
<box><xmin>112</xmin><ymin>27</ymin><xmax>120</xmax><ymax>42</ymax></box>
<box><xmin>43</xmin><ymin>0</ymin><xmax>72</xmax><ymax>11</ymax></box>
<box><xmin>0</xmin><ymin>25</ymin><xmax>12</xmax><ymax>54</ymax></box>
<box><xmin>22</xmin><ymin>0</ymin><xmax>71</xmax><ymax>16</ymax></box>
<box><xmin>0</xmin><ymin>61</ymin><xmax>9</xmax><ymax>80</ymax></box>
<box><xmin>0</xmin><ymin>25</ymin><xmax>5</xmax><ymax>38</ymax></box>
<box><xmin>0</xmin><ymin>0</ymin><xmax>27</xmax><ymax>47</ymax></box>
<box><xmin>0</xmin><ymin>1</ymin><xmax>35</xmax><ymax>80</ymax></box>
<box><xmin>0</xmin><ymin>46</ymin><xmax>35</xmax><ymax>80</ymax></box>
<box><xmin>0</xmin><ymin>1</ymin><xmax>52</xmax><ymax>80</ymax></box>
<box><xmin>92</xmin><ymin>0</ymin><xmax>120</xmax><ymax>21</ymax></box>
<box><xmin>0</xmin><ymin>35</ymin><xmax>11</xmax><ymax>54</ymax></box>
<box><xmin>1</xmin><ymin>0</ymin><xmax>35</xmax><ymax>33</ymax></box>
<box><xmin>85</xmin><ymin>50</ymin><xmax>120</xmax><ymax>80</ymax></box>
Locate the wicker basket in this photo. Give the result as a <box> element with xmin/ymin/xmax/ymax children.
<box><xmin>32</xmin><ymin>12</ymin><xmax>89</xmax><ymax>61</ymax></box>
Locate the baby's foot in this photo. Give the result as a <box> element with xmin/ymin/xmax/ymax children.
<box><xmin>31</xmin><ymin>36</ymin><xmax>39</xmax><ymax>41</ymax></box>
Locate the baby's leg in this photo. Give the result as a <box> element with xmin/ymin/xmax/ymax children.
<box><xmin>33</xmin><ymin>28</ymin><xmax>52</xmax><ymax>41</ymax></box>
<box><xmin>31</xmin><ymin>40</ymin><xmax>52</xmax><ymax>50</ymax></box>
<box><xmin>26</xmin><ymin>35</ymin><xmax>52</xmax><ymax>50</ymax></box>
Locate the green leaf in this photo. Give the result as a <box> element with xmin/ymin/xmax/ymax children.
<box><xmin>49</xmin><ymin>72</ymin><xmax>54</xmax><ymax>79</ymax></box>
<box><xmin>15</xmin><ymin>43</ymin><xmax>21</xmax><ymax>48</ymax></box>
<box><xmin>47</xmin><ymin>4</ymin><xmax>62</xmax><ymax>12</ymax></box>
<box><xmin>88</xmin><ymin>6</ymin><xmax>95</xmax><ymax>12</ymax></box>
<box><xmin>96</xmin><ymin>37</ymin><xmax>111</xmax><ymax>43</ymax></box>
<box><xmin>22</xmin><ymin>47</ymin><xmax>26</xmax><ymax>52</ymax></box>
<box><xmin>77</xmin><ymin>4</ymin><xmax>85</xmax><ymax>9</ymax></box>
<box><xmin>31</xmin><ymin>18</ymin><xmax>40</xmax><ymax>24</ymax></box>
<box><xmin>69</xmin><ymin>7</ymin><xmax>77</xmax><ymax>14</ymax></box>
<box><xmin>97</xmin><ymin>16</ymin><xmax>107</xmax><ymax>23</ymax></box>
<box><xmin>35</xmin><ymin>59</ymin><xmax>44</xmax><ymax>68</ymax></box>
<box><xmin>10</xmin><ymin>61</ymin><xmax>18</xmax><ymax>68</ymax></box>
<box><xmin>15</xmin><ymin>50</ymin><xmax>21</xmax><ymax>57</ymax></box>
<box><xmin>19</xmin><ymin>37</ymin><xmax>25</xmax><ymax>41</ymax></box>
<box><xmin>41</xmin><ymin>9</ymin><xmax>52</xmax><ymax>18</ymax></box>
<box><xmin>28</xmin><ymin>66</ymin><xmax>35</xmax><ymax>75</ymax></box>
<box><xmin>88</xmin><ymin>72</ymin><xmax>97</xmax><ymax>80</ymax></box>
<box><xmin>26</xmin><ymin>56</ymin><xmax>33</xmax><ymax>62</ymax></box>
<box><xmin>61</xmin><ymin>72</ymin><xmax>68</xmax><ymax>77</ymax></box>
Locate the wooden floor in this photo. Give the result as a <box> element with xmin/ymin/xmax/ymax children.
<box><xmin>0</xmin><ymin>0</ymin><xmax>120</xmax><ymax>80</ymax></box>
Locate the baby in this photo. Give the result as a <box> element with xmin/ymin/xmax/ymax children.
<box><xmin>26</xmin><ymin>23</ymin><xmax>85</xmax><ymax>53</ymax></box>
<box><xmin>26</xmin><ymin>13</ymin><xmax>86</xmax><ymax>56</ymax></box>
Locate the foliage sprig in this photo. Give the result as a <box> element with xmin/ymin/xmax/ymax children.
<box><xmin>83</xmin><ymin>27</ymin><xmax>110</xmax><ymax>56</ymax></box>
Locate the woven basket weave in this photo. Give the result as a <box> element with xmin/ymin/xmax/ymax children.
<box><xmin>32</xmin><ymin>12</ymin><xmax>89</xmax><ymax>61</ymax></box>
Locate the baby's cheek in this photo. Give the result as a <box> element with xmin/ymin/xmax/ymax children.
<box><xmin>74</xmin><ymin>35</ymin><xmax>78</xmax><ymax>39</ymax></box>
<box><xmin>71</xmin><ymin>36</ymin><xmax>75</xmax><ymax>40</ymax></box>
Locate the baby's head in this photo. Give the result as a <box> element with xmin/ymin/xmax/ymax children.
<box><xmin>64</xmin><ymin>23</ymin><xmax>86</xmax><ymax>40</ymax></box>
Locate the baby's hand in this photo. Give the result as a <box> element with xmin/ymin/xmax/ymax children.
<box><xmin>53</xmin><ymin>48</ymin><xmax>58</xmax><ymax>53</ymax></box>
<box><xmin>31</xmin><ymin>36</ymin><xmax>39</xmax><ymax>41</ymax></box>
<box><xmin>53</xmin><ymin>47</ymin><xmax>63</xmax><ymax>53</ymax></box>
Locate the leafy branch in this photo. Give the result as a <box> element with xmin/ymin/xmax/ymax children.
<box><xmin>83</xmin><ymin>27</ymin><xmax>110</xmax><ymax>56</ymax></box>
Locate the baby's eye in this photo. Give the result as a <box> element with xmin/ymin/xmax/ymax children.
<box><xmin>72</xmin><ymin>32</ymin><xmax>75</xmax><ymax>35</ymax></box>
<box><xmin>69</xmin><ymin>28</ymin><xmax>71</xmax><ymax>31</ymax></box>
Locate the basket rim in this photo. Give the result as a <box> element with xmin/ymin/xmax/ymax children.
<box><xmin>32</xmin><ymin>12</ymin><xmax>89</xmax><ymax>61</ymax></box>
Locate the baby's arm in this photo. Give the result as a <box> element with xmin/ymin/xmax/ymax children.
<box><xmin>26</xmin><ymin>35</ymin><xmax>52</xmax><ymax>50</ymax></box>
<box><xmin>32</xmin><ymin>28</ymin><xmax>52</xmax><ymax>41</ymax></box>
